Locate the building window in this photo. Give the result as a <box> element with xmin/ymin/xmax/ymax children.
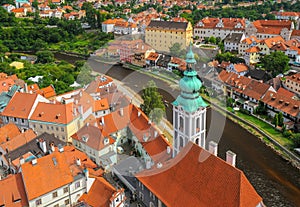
<box><xmin>47</xmin><ymin>126</ymin><xmax>49</xmax><ymax>130</ymax></box>
<box><xmin>40</xmin><ymin>125</ymin><xmax>43</xmax><ymax>129</ymax></box>
<box><xmin>21</xmin><ymin>119</ymin><xmax>24</xmax><ymax>123</ymax></box>
<box><xmin>75</xmin><ymin>181</ymin><xmax>80</xmax><ymax>189</ymax></box>
<box><xmin>139</xmin><ymin>192</ymin><xmax>144</xmax><ymax>201</ymax></box>
<box><xmin>56</xmin><ymin>127</ymin><xmax>59</xmax><ymax>131</ymax></box>
<box><xmin>52</xmin><ymin>191</ymin><xmax>58</xmax><ymax>198</ymax></box>
<box><xmin>63</xmin><ymin>187</ymin><xmax>68</xmax><ymax>194</ymax></box>
<box><xmin>65</xmin><ymin>199</ymin><xmax>70</xmax><ymax>205</ymax></box>
<box><xmin>36</xmin><ymin>199</ymin><xmax>42</xmax><ymax>206</ymax></box>
<box><xmin>61</xmin><ymin>127</ymin><xmax>64</xmax><ymax>132</ymax></box>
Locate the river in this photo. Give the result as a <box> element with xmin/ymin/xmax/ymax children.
<box><xmin>57</xmin><ymin>55</ymin><xmax>300</xmax><ymax>207</ymax></box>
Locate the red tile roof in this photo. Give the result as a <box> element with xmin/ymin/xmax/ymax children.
<box><xmin>79</xmin><ymin>177</ymin><xmax>118</xmax><ymax>207</ymax></box>
<box><xmin>0</xmin><ymin>123</ymin><xmax>20</xmax><ymax>144</ymax></box>
<box><xmin>30</xmin><ymin>102</ymin><xmax>77</xmax><ymax>124</ymax></box>
<box><xmin>0</xmin><ymin>173</ymin><xmax>28</xmax><ymax>207</ymax></box>
<box><xmin>21</xmin><ymin>146</ymin><xmax>96</xmax><ymax>200</ymax></box>
<box><xmin>2</xmin><ymin>92</ymin><xmax>39</xmax><ymax>119</ymax></box>
<box><xmin>262</xmin><ymin>91</ymin><xmax>300</xmax><ymax>117</ymax></box>
<box><xmin>136</xmin><ymin>142</ymin><xmax>262</xmax><ymax>207</ymax></box>
<box><xmin>195</xmin><ymin>17</ymin><xmax>245</xmax><ymax>30</ymax></box>
<box><xmin>233</xmin><ymin>63</ymin><xmax>248</xmax><ymax>73</ymax></box>
<box><xmin>0</xmin><ymin>129</ymin><xmax>36</xmax><ymax>152</ymax></box>
<box><xmin>261</xmin><ymin>36</ymin><xmax>285</xmax><ymax>48</ymax></box>
<box><xmin>93</xmin><ymin>98</ymin><xmax>109</xmax><ymax>112</ymax></box>
<box><xmin>71</xmin><ymin>125</ymin><xmax>114</xmax><ymax>151</ymax></box>
<box><xmin>277</xmin><ymin>87</ymin><xmax>295</xmax><ymax>98</ymax></box>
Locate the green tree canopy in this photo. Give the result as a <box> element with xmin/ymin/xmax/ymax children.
<box><xmin>140</xmin><ymin>80</ymin><xmax>165</xmax><ymax>124</ymax></box>
<box><xmin>169</xmin><ymin>43</ymin><xmax>186</xmax><ymax>58</ymax></box>
<box><xmin>260</xmin><ymin>51</ymin><xmax>290</xmax><ymax>77</ymax></box>
<box><xmin>36</xmin><ymin>51</ymin><xmax>55</xmax><ymax>64</ymax></box>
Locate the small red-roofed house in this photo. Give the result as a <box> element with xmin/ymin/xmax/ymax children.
<box><xmin>282</xmin><ymin>72</ymin><xmax>300</xmax><ymax>97</ymax></box>
<box><xmin>71</xmin><ymin>125</ymin><xmax>116</xmax><ymax>168</ymax></box>
<box><xmin>226</xmin><ymin>63</ymin><xmax>249</xmax><ymax>76</ymax></box>
<box><xmin>79</xmin><ymin>177</ymin><xmax>126</xmax><ymax>207</ymax></box>
<box><xmin>29</xmin><ymin>102</ymin><xmax>80</xmax><ymax>143</ymax></box>
<box><xmin>1</xmin><ymin>92</ymin><xmax>49</xmax><ymax>130</ymax></box>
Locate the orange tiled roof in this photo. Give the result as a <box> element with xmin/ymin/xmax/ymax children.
<box><xmin>285</xmin><ymin>73</ymin><xmax>300</xmax><ymax>84</ymax></box>
<box><xmin>233</xmin><ymin>63</ymin><xmax>248</xmax><ymax>73</ymax></box>
<box><xmin>0</xmin><ymin>79</ymin><xmax>15</xmax><ymax>93</ymax></box>
<box><xmin>291</xmin><ymin>30</ymin><xmax>300</xmax><ymax>37</ymax></box>
<box><xmin>277</xmin><ymin>87</ymin><xmax>295</xmax><ymax>98</ymax></box>
<box><xmin>79</xmin><ymin>177</ymin><xmax>117</xmax><ymax>207</ymax></box>
<box><xmin>242</xmin><ymin>36</ymin><xmax>259</xmax><ymax>45</ymax></box>
<box><xmin>0</xmin><ymin>129</ymin><xmax>36</xmax><ymax>152</ymax></box>
<box><xmin>93</xmin><ymin>98</ymin><xmax>109</xmax><ymax>112</ymax></box>
<box><xmin>136</xmin><ymin>142</ymin><xmax>262</xmax><ymax>207</ymax></box>
<box><xmin>21</xmin><ymin>146</ymin><xmax>97</xmax><ymax>201</ymax></box>
<box><xmin>39</xmin><ymin>85</ymin><xmax>56</xmax><ymax>98</ymax></box>
<box><xmin>2</xmin><ymin>92</ymin><xmax>39</xmax><ymax>119</ymax></box>
<box><xmin>71</xmin><ymin>125</ymin><xmax>114</xmax><ymax>151</ymax></box>
<box><xmin>261</xmin><ymin>36</ymin><xmax>285</xmax><ymax>48</ymax></box>
<box><xmin>30</xmin><ymin>102</ymin><xmax>77</xmax><ymax>125</ymax></box>
<box><xmin>0</xmin><ymin>173</ymin><xmax>29</xmax><ymax>207</ymax></box>
<box><xmin>146</xmin><ymin>52</ymin><xmax>159</xmax><ymax>61</ymax></box>
<box><xmin>0</xmin><ymin>123</ymin><xmax>20</xmax><ymax>144</ymax></box>
<box><xmin>245</xmin><ymin>46</ymin><xmax>260</xmax><ymax>53</ymax></box>
<box><xmin>11</xmin><ymin>8</ymin><xmax>25</xmax><ymax>13</ymax></box>
<box><xmin>253</xmin><ymin>19</ymin><xmax>292</xmax><ymax>29</ymax></box>
<box><xmin>195</xmin><ymin>17</ymin><xmax>245</xmax><ymax>30</ymax></box>
<box><xmin>27</xmin><ymin>84</ymin><xmax>40</xmax><ymax>93</ymax></box>
<box><xmin>21</xmin><ymin>151</ymin><xmax>74</xmax><ymax>200</ymax></box>
<box><xmin>262</xmin><ymin>91</ymin><xmax>300</xmax><ymax>117</ymax></box>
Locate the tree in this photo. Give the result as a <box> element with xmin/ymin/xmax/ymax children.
<box><xmin>76</xmin><ymin>64</ymin><xmax>94</xmax><ymax>86</ymax></box>
<box><xmin>272</xmin><ymin>114</ymin><xmax>279</xmax><ymax>127</ymax></box>
<box><xmin>140</xmin><ymin>80</ymin><xmax>165</xmax><ymax>124</ymax></box>
<box><xmin>278</xmin><ymin>112</ymin><xmax>284</xmax><ymax>127</ymax></box>
<box><xmin>260</xmin><ymin>51</ymin><xmax>290</xmax><ymax>77</ymax></box>
<box><xmin>36</xmin><ymin>50</ymin><xmax>54</xmax><ymax>64</ymax></box>
<box><xmin>208</xmin><ymin>36</ymin><xmax>217</xmax><ymax>44</ymax></box>
<box><xmin>169</xmin><ymin>43</ymin><xmax>186</xmax><ymax>58</ymax></box>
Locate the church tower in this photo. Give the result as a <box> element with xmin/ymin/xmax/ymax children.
<box><xmin>172</xmin><ymin>44</ymin><xmax>208</xmax><ymax>158</ymax></box>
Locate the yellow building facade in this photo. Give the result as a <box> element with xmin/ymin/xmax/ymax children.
<box><xmin>145</xmin><ymin>20</ymin><xmax>193</xmax><ymax>53</ymax></box>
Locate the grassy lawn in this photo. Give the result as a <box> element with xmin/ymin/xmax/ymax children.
<box><xmin>235</xmin><ymin>111</ymin><xmax>294</xmax><ymax>148</ymax></box>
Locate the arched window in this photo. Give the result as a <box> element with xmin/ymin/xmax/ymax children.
<box><xmin>195</xmin><ymin>138</ymin><xmax>200</xmax><ymax>145</ymax></box>
<box><xmin>179</xmin><ymin>136</ymin><xmax>184</xmax><ymax>148</ymax></box>
<box><xmin>179</xmin><ymin>116</ymin><xmax>184</xmax><ymax>132</ymax></box>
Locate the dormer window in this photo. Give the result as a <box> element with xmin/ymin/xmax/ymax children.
<box><xmin>82</xmin><ymin>135</ymin><xmax>89</xmax><ymax>142</ymax></box>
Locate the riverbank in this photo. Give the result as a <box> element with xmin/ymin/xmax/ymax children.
<box><xmin>115</xmin><ymin>62</ymin><xmax>300</xmax><ymax>168</ymax></box>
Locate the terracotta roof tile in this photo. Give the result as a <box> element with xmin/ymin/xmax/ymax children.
<box><xmin>262</xmin><ymin>91</ymin><xmax>300</xmax><ymax>117</ymax></box>
<box><xmin>93</xmin><ymin>98</ymin><xmax>109</xmax><ymax>112</ymax></box>
<box><xmin>71</xmin><ymin>125</ymin><xmax>114</xmax><ymax>151</ymax></box>
<box><xmin>2</xmin><ymin>92</ymin><xmax>40</xmax><ymax>119</ymax></box>
<box><xmin>0</xmin><ymin>129</ymin><xmax>36</xmax><ymax>152</ymax></box>
<box><xmin>0</xmin><ymin>123</ymin><xmax>20</xmax><ymax>144</ymax></box>
<box><xmin>136</xmin><ymin>142</ymin><xmax>262</xmax><ymax>207</ymax></box>
<box><xmin>21</xmin><ymin>146</ymin><xmax>96</xmax><ymax>200</ymax></box>
<box><xmin>0</xmin><ymin>173</ymin><xmax>28</xmax><ymax>207</ymax></box>
<box><xmin>79</xmin><ymin>177</ymin><xmax>117</xmax><ymax>207</ymax></box>
<box><xmin>30</xmin><ymin>102</ymin><xmax>77</xmax><ymax>124</ymax></box>
<box><xmin>195</xmin><ymin>17</ymin><xmax>245</xmax><ymax>30</ymax></box>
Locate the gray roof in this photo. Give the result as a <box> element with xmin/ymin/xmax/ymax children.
<box><xmin>5</xmin><ymin>132</ymin><xmax>65</xmax><ymax>162</ymax></box>
<box><xmin>224</xmin><ymin>33</ymin><xmax>244</xmax><ymax>44</ymax></box>
<box><xmin>112</xmin><ymin>156</ymin><xmax>144</xmax><ymax>192</ymax></box>
<box><xmin>147</xmin><ymin>20</ymin><xmax>188</xmax><ymax>30</ymax></box>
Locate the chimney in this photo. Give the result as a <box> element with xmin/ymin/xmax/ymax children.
<box><xmin>39</xmin><ymin>139</ymin><xmax>47</xmax><ymax>154</ymax></box>
<box><xmin>83</xmin><ymin>168</ymin><xmax>89</xmax><ymax>179</ymax></box>
<box><xmin>50</xmin><ymin>142</ymin><xmax>55</xmax><ymax>152</ymax></box>
<box><xmin>58</xmin><ymin>144</ymin><xmax>64</xmax><ymax>153</ymax></box>
<box><xmin>120</xmin><ymin>107</ymin><xmax>124</xmax><ymax>116</ymax></box>
<box><xmin>76</xmin><ymin>158</ymin><xmax>81</xmax><ymax>166</ymax></box>
<box><xmin>24</xmin><ymin>82</ymin><xmax>28</xmax><ymax>93</ymax></box>
<box><xmin>148</xmin><ymin>119</ymin><xmax>151</xmax><ymax>125</ymax></box>
<box><xmin>146</xmin><ymin>159</ymin><xmax>151</xmax><ymax>169</ymax></box>
<box><xmin>156</xmin><ymin>162</ymin><xmax>162</xmax><ymax>169</ymax></box>
<box><xmin>167</xmin><ymin>146</ymin><xmax>171</xmax><ymax>154</ymax></box>
<box><xmin>19</xmin><ymin>156</ymin><xmax>25</xmax><ymax>165</ymax></box>
<box><xmin>208</xmin><ymin>141</ymin><xmax>218</xmax><ymax>156</ymax></box>
<box><xmin>32</xmin><ymin>158</ymin><xmax>37</xmax><ymax>166</ymax></box>
<box><xmin>143</xmin><ymin>133</ymin><xmax>148</xmax><ymax>142</ymax></box>
<box><xmin>138</xmin><ymin>111</ymin><xmax>141</xmax><ymax>117</ymax></box>
<box><xmin>226</xmin><ymin>150</ymin><xmax>236</xmax><ymax>167</ymax></box>
<box><xmin>154</xmin><ymin>130</ymin><xmax>158</xmax><ymax>137</ymax></box>
<box><xmin>101</xmin><ymin>116</ymin><xmax>105</xmax><ymax>125</ymax></box>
